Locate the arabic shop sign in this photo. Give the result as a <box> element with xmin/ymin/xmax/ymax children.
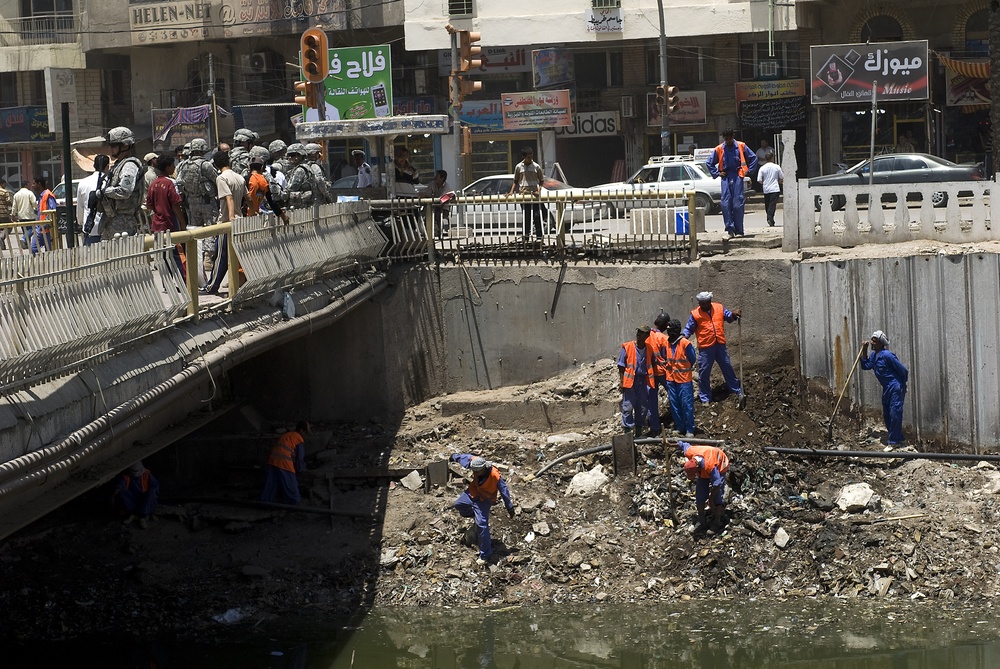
<box><xmin>532</xmin><ymin>49</ymin><xmax>575</xmax><ymax>89</ymax></box>
<box><xmin>647</xmin><ymin>91</ymin><xmax>707</xmax><ymax>127</ymax></box>
<box><xmin>810</xmin><ymin>40</ymin><xmax>928</xmax><ymax>104</ymax></box>
<box><xmin>502</xmin><ymin>90</ymin><xmax>572</xmax><ymax>130</ymax></box>
<box><xmin>308</xmin><ymin>45</ymin><xmax>392</xmax><ymax>121</ymax></box>
<box><xmin>586</xmin><ymin>7</ymin><xmax>622</xmax><ymax>33</ymax></box>
<box><xmin>734</xmin><ymin>79</ymin><xmax>805</xmax><ymax>103</ymax></box>
<box><xmin>129</xmin><ymin>0</ymin><xmax>346</xmax><ymax>44</ymax></box>
<box><xmin>0</xmin><ymin>106</ymin><xmax>54</xmax><ymax>143</ymax></box>
<box><xmin>437</xmin><ymin>46</ymin><xmax>532</xmax><ymax>77</ymax></box>
<box><xmin>946</xmin><ymin>70</ymin><xmax>989</xmax><ymax>107</ymax></box>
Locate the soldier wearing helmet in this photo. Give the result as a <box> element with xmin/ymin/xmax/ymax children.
<box><xmin>304</xmin><ymin>143</ymin><xmax>333</xmax><ymax>204</ymax></box>
<box><xmin>449</xmin><ymin>453</ymin><xmax>515</xmax><ymax>565</ymax></box>
<box><xmin>96</xmin><ymin>126</ymin><xmax>146</xmax><ymax>240</ymax></box>
<box><xmin>173</xmin><ymin>137</ymin><xmax>220</xmax><ymax>277</ymax></box>
<box><xmin>230</xmin><ymin>128</ymin><xmax>259</xmax><ymax>175</ymax></box>
<box><xmin>284</xmin><ymin>143</ymin><xmax>316</xmax><ymax>209</ymax></box>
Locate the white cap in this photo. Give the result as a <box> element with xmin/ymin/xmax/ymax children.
<box><xmin>696</xmin><ymin>291</ymin><xmax>713</xmax><ymax>302</ymax></box>
<box><xmin>871</xmin><ymin>330</ymin><xmax>889</xmax><ymax>346</ymax></box>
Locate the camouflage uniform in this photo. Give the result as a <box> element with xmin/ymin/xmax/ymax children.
<box><xmin>304</xmin><ymin>143</ymin><xmax>334</xmax><ymax>204</ymax></box>
<box><xmin>230</xmin><ymin>128</ymin><xmax>259</xmax><ymax>176</ymax></box>
<box><xmin>98</xmin><ymin>156</ymin><xmax>145</xmax><ymax>240</ymax></box>
<box><xmin>285</xmin><ymin>144</ymin><xmax>315</xmax><ymax>209</ymax></box>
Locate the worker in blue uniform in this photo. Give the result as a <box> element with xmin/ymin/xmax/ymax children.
<box><xmin>450</xmin><ymin>453</ymin><xmax>515</xmax><ymax>565</ymax></box>
<box><xmin>706</xmin><ymin>128</ymin><xmax>757</xmax><ymax>237</ymax></box>
<box><xmin>860</xmin><ymin>330</ymin><xmax>909</xmax><ymax>445</ymax></box>
<box><xmin>113</xmin><ymin>461</ymin><xmax>160</xmax><ymax>528</ymax></box>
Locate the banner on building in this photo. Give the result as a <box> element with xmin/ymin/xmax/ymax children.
<box><xmin>151</xmin><ymin>107</ymin><xmax>211</xmax><ymax>149</ymax></box>
<box><xmin>740</xmin><ymin>96</ymin><xmax>808</xmax><ymax>128</ymax></box>
<box><xmin>438</xmin><ymin>46</ymin><xmax>531</xmax><ymax>76</ymax></box>
<box><xmin>311</xmin><ymin>45</ymin><xmax>393</xmax><ymax>122</ymax></box>
<box><xmin>456</xmin><ymin>101</ymin><xmax>506</xmax><ymax>134</ymax></box>
<box><xmin>393</xmin><ymin>96</ymin><xmax>436</xmax><ymax>116</ymax></box>
<box><xmin>586</xmin><ymin>7</ymin><xmax>623</xmax><ymax>32</ymax></box>
<box><xmin>532</xmin><ymin>49</ymin><xmax>575</xmax><ymax>89</ymax></box>
<box><xmin>646</xmin><ymin>91</ymin><xmax>707</xmax><ymax>127</ymax></box>
<box><xmin>937</xmin><ymin>54</ymin><xmax>990</xmax><ymax>107</ymax></box>
<box><xmin>810</xmin><ymin>40</ymin><xmax>928</xmax><ymax>104</ymax></box>
<box><xmin>502</xmin><ymin>90</ymin><xmax>572</xmax><ymax>130</ymax></box>
<box><xmin>0</xmin><ymin>107</ymin><xmax>54</xmax><ymax>143</ymax></box>
<box><xmin>554</xmin><ymin>111</ymin><xmax>620</xmax><ymax>137</ymax></box>
<box><xmin>734</xmin><ymin>79</ymin><xmax>805</xmax><ymax>103</ymax></box>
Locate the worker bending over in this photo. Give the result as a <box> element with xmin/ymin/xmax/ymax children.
<box><xmin>114</xmin><ymin>461</ymin><xmax>160</xmax><ymax>528</ymax></box>
<box><xmin>451</xmin><ymin>453</ymin><xmax>515</xmax><ymax>565</ymax></box>
<box><xmin>679</xmin><ymin>441</ymin><xmax>730</xmax><ymax>531</ymax></box>
<box><xmin>861</xmin><ymin>330</ymin><xmax>909</xmax><ymax>445</ymax></box>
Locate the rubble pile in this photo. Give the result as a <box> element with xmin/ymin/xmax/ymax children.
<box><xmin>1</xmin><ymin>359</ymin><xmax>999</xmax><ymax>639</ymax></box>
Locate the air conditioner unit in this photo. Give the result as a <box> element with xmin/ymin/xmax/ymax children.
<box><xmin>621</xmin><ymin>95</ymin><xmax>635</xmax><ymax>118</ymax></box>
<box><xmin>249</xmin><ymin>52</ymin><xmax>269</xmax><ymax>74</ymax></box>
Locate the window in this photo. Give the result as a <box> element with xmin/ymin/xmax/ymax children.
<box><xmin>0</xmin><ymin>73</ymin><xmax>16</xmax><ymax>107</ymax></box>
<box><xmin>0</xmin><ymin>149</ymin><xmax>23</xmax><ymax>189</ymax></box>
<box><xmin>967</xmin><ymin>9</ymin><xmax>988</xmax><ymax>57</ymax></box>
<box><xmin>661</xmin><ymin>165</ymin><xmax>686</xmax><ymax>182</ymax></box>
<box><xmin>894</xmin><ymin>157</ymin><xmax>926</xmax><ymax>171</ymax></box>
<box><xmin>609</xmin><ymin>52</ymin><xmax>623</xmax><ymax>87</ymax></box>
<box><xmin>575</xmin><ymin>52</ymin><xmax>608</xmax><ymax>89</ymax></box>
<box><xmin>448</xmin><ymin>0</ymin><xmax>473</xmax><ymax>17</ymax></box>
<box><xmin>861</xmin><ymin>16</ymin><xmax>903</xmax><ymax>42</ymax></box>
<box><xmin>28</xmin><ymin>71</ymin><xmax>45</xmax><ymax>105</ymax></box>
<box><xmin>739</xmin><ymin>42</ymin><xmax>799</xmax><ymax>80</ymax></box>
<box><xmin>649</xmin><ymin>46</ymin><xmax>715</xmax><ymax>86</ymax></box>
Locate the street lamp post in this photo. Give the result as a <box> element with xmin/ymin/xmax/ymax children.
<box><xmin>656</xmin><ymin>0</ymin><xmax>670</xmax><ymax>152</ymax></box>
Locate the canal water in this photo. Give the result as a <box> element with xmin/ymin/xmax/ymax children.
<box><xmin>7</xmin><ymin>599</ymin><xmax>1000</xmax><ymax>667</ymax></box>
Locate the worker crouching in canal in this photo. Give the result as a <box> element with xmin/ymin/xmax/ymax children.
<box><xmin>679</xmin><ymin>441</ymin><xmax>730</xmax><ymax>532</ymax></box>
<box><xmin>451</xmin><ymin>453</ymin><xmax>515</xmax><ymax>566</ymax></box>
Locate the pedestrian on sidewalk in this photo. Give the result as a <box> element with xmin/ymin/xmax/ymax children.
<box><xmin>678</xmin><ymin>441</ymin><xmax>730</xmax><ymax>531</ymax></box>
<box><xmin>682</xmin><ymin>292</ymin><xmax>742</xmax><ymax>404</ymax></box>
<box><xmin>450</xmin><ymin>453</ymin><xmax>515</xmax><ymax>565</ymax></box>
<box><xmin>663</xmin><ymin>318</ymin><xmax>697</xmax><ymax>437</ymax></box>
<box><xmin>261</xmin><ymin>421</ymin><xmax>312</xmax><ymax>504</ymax></box>
<box><xmin>860</xmin><ymin>330</ymin><xmax>909</xmax><ymax>445</ymax></box>
<box><xmin>617</xmin><ymin>324</ymin><xmax>656</xmax><ymax>434</ymax></box>
<box><xmin>756</xmin><ymin>150</ymin><xmax>784</xmax><ymax>227</ymax></box>
<box><xmin>113</xmin><ymin>461</ymin><xmax>160</xmax><ymax>528</ymax></box>
<box><xmin>706</xmin><ymin>128</ymin><xmax>756</xmax><ymax>237</ymax></box>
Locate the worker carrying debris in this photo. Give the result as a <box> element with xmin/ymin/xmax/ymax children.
<box><xmin>450</xmin><ymin>453</ymin><xmax>515</xmax><ymax>565</ymax></box>
<box><xmin>617</xmin><ymin>325</ymin><xmax>656</xmax><ymax>436</ymax></box>
<box><xmin>113</xmin><ymin>461</ymin><xmax>160</xmax><ymax>529</ymax></box>
<box><xmin>860</xmin><ymin>330</ymin><xmax>909</xmax><ymax>445</ymax></box>
<box><xmin>261</xmin><ymin>421</ymin><xmax>312</xmax><ymax>505</ymax></box>
<box><xmin>679</xmin><ymin>441</ymin><xmax>730</xmax><ymax>531</ymax></box>
<box><xmin>682</xmin><ymin>292</ymin><xmax>742</xmax><ymax>405</ymax></box>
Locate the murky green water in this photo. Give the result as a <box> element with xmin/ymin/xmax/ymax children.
<box><xmin>8</xmin><ymin>600</ymin><xmax>1000</xmax><ymax>667</ymax></box>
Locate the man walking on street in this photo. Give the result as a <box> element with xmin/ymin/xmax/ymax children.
<box><xmin>756</xmin><ymin>151</ymin><xmax>784</xmax><ymax>227</ymax></box>
<box><xmin>450</xmin><ymin>453</ymin><xmax>515</xmax><ymax>565</ymax></box>
<box><xmin>202</xmin><ymin>151</ymin><xmax>247</xmax><ymax>296</ymax></box>
<box><xmin>682</xmin><ymin>291</ymin><xmax>742</xmax><ymax>404</ymax></box>
<box><xmin>706</xmin><ymin>128</ymin><xmax>757</xmax><ymax>237</ymax></box>
<box><xmin>12</xmin><ymin>181</ymin><xmax>36</xmax><ymax>249</ymax></box>
<box><xmin>861</xmin><ymin>330</ymin><xmax>909</xmax><ymax>445</ymax></box>
<box><xmin>618</xmin><ymin>325</ymin><xmax>656</xmax><ymax>435</ymax></box>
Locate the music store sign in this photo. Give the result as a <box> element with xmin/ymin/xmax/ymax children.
<box><xmin>810</xmin><ymin>40</ymin><xmax>928</xmax><ymax>104</ymax></box>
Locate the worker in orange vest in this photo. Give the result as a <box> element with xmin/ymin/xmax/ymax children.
<box><xmin>617</xmin><ymin>324</ymin><xmax>656</xmax><ymax>435</ymax></box>
<box><xmin>261</xmin><ymin>421</ymin><xmax>312</xmax><ymax>504</ymax></box>
<box><xmin>664</xmin><ymin>318</ymin><xmax>697</xmax><ymax>437</ymax></box>
<box><xmin>113</xmin><ymin>461</ymin><xmax>160</xmax><ymax>528</ymax></box>
<box><xmin>646</xmin><ymin>312</ymin><xmax>671</xmax><ymax>437</ymax></box>
<box><xmin>679</xmin><ymin>441</ymin><xmax>730</xmax><ymax>531</ymax></box>
<box><xmin>706</xmin><ymin>128</ymin><xmax>757</xmax><ymax>237</ymax></box>
<box><xmin>682</xmin><ymin>291</ymin><xmax>742</xmax><ymax>405</ymax></box>
<box><xmin>450</xmin><ymin>453</ymin><xmax>515</xmax><ymax>565</ymax></box>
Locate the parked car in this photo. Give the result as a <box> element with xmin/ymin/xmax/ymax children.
<box><xmin>587</xmin><ymin>155</ymin><xmax>749</xmax><ymax>216</ymax></box>
<box><xmin>456</xmin><ymin>174</ymin><xmax>606</xmax><ymax>232</ymax></box>
<box><xmin>809</xmin><ymin>153</ymin><xmax>984</xmax><ymax>211</ymax></box>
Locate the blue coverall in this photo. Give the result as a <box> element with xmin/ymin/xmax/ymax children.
<box><xmin>665</xmin><ymin>337</ymin><xmax>698</xmax><ymax>435</ymax></box>
<box><xmin>706</xmin><ymin>141</ymin><xmax>757</xmax><ymax>236</ymax></box>
<box><xmin>861</xmin><ymin>348</ymin><xmax>909</xmax><ymax>445</ymax></box>
<box><xmin>617</xmin><ymin>343</ymin><xmax>652</xmax><ymax>432</ymax></box>
<box><xmin>451</xmin><ymin>453</ymin><xmax>514</xmax><ymax>560</ymax></box>
<box><xmin>115</xmin><ymin>469</ymin><xmax>160</xmax><ymax>518</ymax></box>
<box><xmin>261</xmin><ymin>436</ymin><xmax>306</xmax><ymax>504</ymax></box>
<box><xmin>682</xmin><ymin>307</ymin><xmax>741</xmax><ymax>403</ymax></box>
<box><xmin>647</xmin><ymin>328</ymin><xmax>668</xmax><ymax>435</ymax></box>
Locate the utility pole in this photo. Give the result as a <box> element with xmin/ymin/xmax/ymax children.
<box><xmin>208</xmin><ymin>53</ymin><xmax>219</xmax><ymax>147</ymax></box>
<box><xmin>656</xmin><ymin>0</ymin><xmax>670</xmax><ymax>153</ymax></box>
<box><xmin>869</xmin><ymin>81</ymin><xmax>877</xmax><ymax>188</ymax></box>
<box><xmin>448</xmin><ymin>28</ymin><xmax>463</xmax><ymax>190</ymax></box>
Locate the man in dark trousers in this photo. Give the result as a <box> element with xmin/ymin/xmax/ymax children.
<box><xmin>861</xmin><ymin>330</ymin><xmax>909</xmax><ymax>445</ymax></box>
<box><xmin>450</xmin><ymin>453</ymin><xmax>515</xmax><ymax>565</ymax></box>
<box><xmin>113</xmin><ymin>461</ymin><xmax>160</xmax><ymax>528</ymax></box>
<box><xmin>261</xmin><ymin>422</ymin><xmax>311</xmax><ymax>504</ymax></box>
<box><xmin>682</xmin><ymin>291</ymin><xmax>742</xmax><ymax>405</ymax></box>
<box><xmin>618</xmin><ymin>324</ymin><xmax>656</xmax><ymax>435</ymax></box>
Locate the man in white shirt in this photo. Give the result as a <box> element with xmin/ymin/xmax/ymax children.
<box><xmin>352</xmin><ymin>150</ymin><xmax>375</xmax><ymax>189</ymax></box>
<box><xmin>755</xmin><ymin>150</ymin><xmax>784</xmax><ymax>227</ymax></box>
<box><xmin>78</xmin><ymin>154</ymin><xmax>111</xmax><ymax>246</ymax></box>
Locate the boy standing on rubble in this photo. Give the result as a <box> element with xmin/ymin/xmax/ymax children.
<box><xmin>451</xmin><ymin>454</ymin><xmax>515</xmax><ymax>565</ymax></box>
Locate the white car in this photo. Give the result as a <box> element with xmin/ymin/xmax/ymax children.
<box><xmin>455</xmin><ymin>174</ymin><xmax>606</xmax><ymax>232</ymax></box>
<box><xmin>589</xmin><ymin>155</ymin><xmax>751</xmax><ymax>215</ymax></box>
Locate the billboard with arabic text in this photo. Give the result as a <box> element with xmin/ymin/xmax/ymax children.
<box><xmin>501</xmin><ymin>90</ymin><xmax>572</xmax><ymax>130</ymax></box>
<box><xmin>311</xmin><ymin>45</ymin><xmax>393</xmax><ymax>121</ymax></box>
<box><xmin>810</xmin><ymin>41</ymin><xmax>928</xmax><ymax>104</ymax></box>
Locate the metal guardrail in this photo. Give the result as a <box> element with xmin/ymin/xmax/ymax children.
<box><xmin>0</xmin><ymin>12</ymin><xmax>77</xmax><ymax>46</ymax></box>
<box><xmin>371</xmin><ymin>189</ymin><xmax>699</xmax><ymax>263</ymax></box>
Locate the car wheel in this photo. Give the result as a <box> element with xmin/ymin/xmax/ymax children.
<box><xmin>694</xmin><ymin>193</ymin><xmax>711</xmax><ymax>213</ymax></box>
<box><xmin>832</xmin><ymin>195</ymin><xmax>847</xmax><ymax>211</ymax></box>
<box><xmin>931</xmin><ymin>191</ymin><xmax>948</xmax><ymax>208</ymax></box>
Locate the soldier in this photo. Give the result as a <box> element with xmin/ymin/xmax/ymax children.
<box><xmin>230</xmin><ymin>128</ymin><xmax>258</xmax><ymax>175</ymax></box>
<box><xmin>97</xmin><ymin>126</ymin><xmax>146</xmax><ymax>240</ymax></box>
<box><xmin>284</xmin><ymin>143</ymin><xmax>316</xmax><ymax>209</ymax></box>
<box><xmin>268</xmin><ymin>139</ymin><xmax>290</xmax><ymax>176</ymax></box>
<box><xmin>305</xmin><ymin>143</ymin><xmax>333</xmax><ymax>204</ymax></box>
<box><xmin>173</xmin><ymin>137</ymin><xmax>220</xmax><ymax>275</ymax></box>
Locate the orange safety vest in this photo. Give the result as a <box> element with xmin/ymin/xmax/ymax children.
<box><xmin>621</xmin><ymin>340</ymin><xmax>656</xmax><ymax>389</ymax></box>
<box><xmin>247</xmin><ymin>172</ymin><xmax>269</xmax><ymax>216</ymax></box>
<box><xmin>123</xmin><ymin>470</ymin><xmax>151</xmax><ymax>492</ymax></box>
<box><xmin>714</xmin><ymin>141</ymin><xmax>749</xmax><ymax>178</ymax></box>
<box><xmin>686</xmin><ymin>444</ymin><xmax>729</xmax><ymax>478</ymax></box>
<box><xmin>689</xmin><ymin>304</ymin><xmax>728</xmax><ymax>348</ymax></box>
<box><xmin>648</xmin><ymin>329</ymin><xmax>669</xmax><ymax>378</ymax></box>
<box><xmin>267</xmin><ymin>431</ymin><xmax>304</xmax><ymax>473</ymax></box>
<box><xmin>664</xmin><ymin>337</ymin><xmax>694</xmax><ymax>383</ymax></box>
<box><xmin>469</xmin><ymin>466</ymin><xmax>501</xmax><ymax>503</ymax></box>
<box><xmin>38</xmin><ymin>189</ymin><xmax>56</xmax><ymax>221</ymax></box>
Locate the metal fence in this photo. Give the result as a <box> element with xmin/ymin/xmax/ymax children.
<box><xmin>0</xmin><ymin>12</ymin><xmax>77</xmax><ymax>47</ymax></box>
<box><xmin>371</xmin><ymin>190</ymin><xmax>699</xmax><ymax>263</ymax></box>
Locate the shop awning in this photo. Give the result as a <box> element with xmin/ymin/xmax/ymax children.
<box><xmin>936</xmin><ymin>52</ymin><xmax>989</xmax><ymax>79</ymax></box>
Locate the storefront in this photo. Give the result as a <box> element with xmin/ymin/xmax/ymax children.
<box><xmin>644</xmin><ymin>91</ymin><xmax>715</xmax><ymax>159</ymax></box>
<box><xmin>735</xmin><ymin>80</ymin><xmax>809</xmax><ymax>178</ymax></box>
<box><xmin>553</xmin><ymin>110</ymin><xmax>624</xmax><ymax>187</ymax></box>
<box><xmin>0</xmin><ymin>106</ymin><xmax>59</xmax><ymax>189</ymax></box>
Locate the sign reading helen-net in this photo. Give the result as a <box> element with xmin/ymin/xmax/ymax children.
<box><xmin>810</xmin><ymin>40</ymin><xmax>928</xmax><ymax>104</ymax></box>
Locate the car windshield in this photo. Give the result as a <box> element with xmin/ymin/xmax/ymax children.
<box><xmin>629</xmin><ymin>167</ymin><xmax>660</xmax><ymax>184</ymax></box>
<box><xmin>53</xmin><ymin>183</ymin><xmax>65</xmax><ymax>199</ymax></box>
<box><xmin>690</xmin><ymin>163</ymin><xmax>712</xmax><ymax>179</ymax></box>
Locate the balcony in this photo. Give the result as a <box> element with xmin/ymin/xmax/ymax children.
<box><xmin>0</xmin><ymin>12</ymin><xmax>77</xmax><ymax>47</ymax></box>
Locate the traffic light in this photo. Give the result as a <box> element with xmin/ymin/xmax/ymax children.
<box><xmin>301</xmin><ymin>28</ymin><xmax>329</xmax><ymax>83</ymax></box>
<box><xmin>461</xmin><ymin>125</ymin><xmax>472</xmax><ymax>154</ymax></box>
<box><xmin>655</xmin><ymin>85</ymin><xmax>666</xmax><ymax>109</ymax></box>
<box><xmin>294</xmin><ymin>80</ymin><xmax>320</xmax><ymax>109</ymax></box>
<box><xmin>666</xmin><ymin>86</ymin><xmax>680</xmax><ymax>114</ymax></box>
<box><xmin>458</xmin><ymin>31</ymin><xmax>482</xmax><ymax>71</ymax></box>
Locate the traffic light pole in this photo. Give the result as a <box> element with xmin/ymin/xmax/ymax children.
<box><xmin>449</xmin><ymin>30</ymin><xmax>464</xmax><ymax>190</ymax></box>
<box><xmin>656</xmin><ymin>0</ymin><xmax>670</xmax><ymax>152</ymax></box>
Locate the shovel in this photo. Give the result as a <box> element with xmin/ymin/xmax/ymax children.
<box><xmin>827</xmin><ymin>344</ymin><xmax>866</xmax><ymax>440</ymax></box>
<box><xmin>736</xmin><ymin>318</ymin><xmax>746</xmax><ymax>410</ymax></box>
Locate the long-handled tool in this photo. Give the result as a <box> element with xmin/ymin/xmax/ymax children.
<box><xmin>736</xmin><ymin>318</ymin><xmax>746</xmax><ymax>409</ymax></box>
<box><xmin>827</xmin><ymin>344</ymin><xmax>866</xmax><ymax>440</ymax></box>
<box><xmin>661</xmin><ymin>432</ymin><xmax>680</xmax><ymax>525</ymax></box>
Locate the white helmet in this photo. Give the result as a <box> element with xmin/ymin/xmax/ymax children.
<box><xmin>106</xmin><ymin>126</ymin><xmax>135</xmax><ymax>147</ymax></box>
